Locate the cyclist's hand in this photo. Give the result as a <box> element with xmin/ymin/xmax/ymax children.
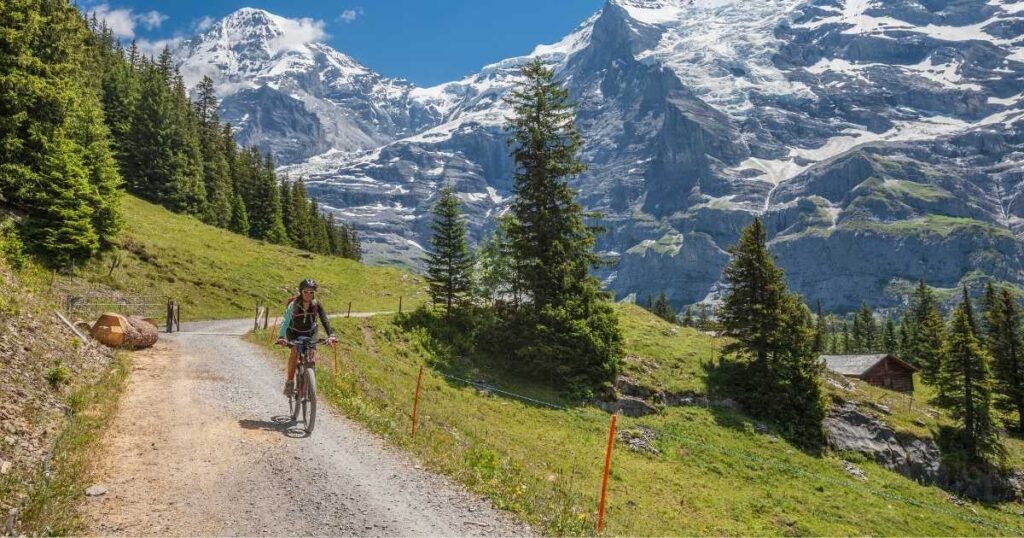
<box><xmin>275</xmin><ymin>338</ymin><xmax>287</xmax><ymax>347</ymax></box>
<box><xmin>326</xmin><ymin>336</ymin><xmax>338</xmax><ymax>346</ymax></box>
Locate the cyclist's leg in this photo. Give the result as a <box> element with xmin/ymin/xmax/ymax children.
<box><xmin>287</xmin><ymin>347</ymin><xmax>299</xmax><ymax>381</ymax></box>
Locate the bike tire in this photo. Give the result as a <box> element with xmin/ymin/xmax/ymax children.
<box><xmin>303</xmin><ymin>368</ymin><xmax>317</xmax><ymax>434</ymax></box>
<box><xmin>290</xmin><ymin>367</ymin><xmax>301</xmax><ymax>422</ymax></box>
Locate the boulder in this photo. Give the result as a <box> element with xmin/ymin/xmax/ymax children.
<box><xmin>91</xmin><ymin>313</ymin><xmax>158</xmax><ymax>349</ymax></box>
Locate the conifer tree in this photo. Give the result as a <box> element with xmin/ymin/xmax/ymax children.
<box><xmin>986</xmin><ymin>287</ymin><xmax>1024</xmax><ymax>432</ymax></box>
<box><xmin>883</xmin><ymin>317</ymin><xmax>897</xmax><ymax>355</ymax></box>
<box><xmin>851</xmin><ymin>303</ymin><xmax>878</xmax><ymax>353</ymax></box>
<box><xmin>503</xmin><ymin>58</ymin><xmax>622</xmax><ymax>390</ymax></box>
<box><xmin>682</xmin><ymin>305</ymin><xmax>695</xmax><ymax>328</ymax></box>
<box><xmin>840</xmin><ymin>321</ymin><xmax>851</xmax><ymax>353</ymax></box>
<box><xmin>229</xmin><ymin>194</ymin><xmax>250</xmax><ymax>236</ymax></box>
<box><xmin>1</xmin><ymin>0</ymin><xmax>121</xmax><ymax>265</ymax></box>
<box><xmin>425</xmin><ymin>186</ymin><xmax>474</xmax><ymax>317</ymax></box>
<box><xmin>719</xmin><ymin>217</ymin><xmax>824</xmax><ymax>446</ymax></box>
<box><xmin>308</xmin><ymin>197</ymin><xmax>330</xmax><ymax>254</ymax></box>
<box><xmin>938</xmin><ymin>288</ymin><xmax>1001</xmax><ymax>463</ymax></box>
<box><xmin>193</xmin><ymin>75</ymin><xmax>232</xmax><ymax>227</ymax></box>
<box><xmin>652</xmin><ymin>292</ymin><xmax>675</xmax><ymax>323</ymax></box>
<box><xmin>813</xmin><ymin>299</ymin><xmax>827</xmax><ymax>353</ymax></box>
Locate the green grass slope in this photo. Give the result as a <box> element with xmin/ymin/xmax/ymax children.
<box><xmin>249</xmin><ymin>305</ymin><xmax>1024</xmax><ymax>535</ymax></box>
<box><xmin>69</xmin><ymin>196</ymin><xmax>427</xmax><ymax>320</ymax></box>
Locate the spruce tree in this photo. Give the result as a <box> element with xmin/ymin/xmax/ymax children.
<box><xmin>883</xmin><ymin>317</ymin><xmax>897</xmax><ymax>355</ymax></box>
<box><xmin>986</xmin><ymin>287</ymin><xmax>1024</xmax><ymax>432</ymax></box>
<box><xmin>939</xmin><ymin>289</ymin><xmax>1001</xmax><ymax>463</ymax></box>
<box><xmin>503</xmin><ymin>58</ymin><xmax>622</xmax><ymax>390</ymax></box>
<box><xmin>194</xmin><ymin>75</ymin><xmax>233</xmax><ymax>227</ymax></box>
<box><xmin>851</xmin><ymin>303</ymin><xmax>878</xmax><ymax>353</ymax></box>
<box><xmin>813</xmin><ymin>299</ymin><xmax>827</xmax><ymax>354</ymax></box>
<box><xmin>308</xmin><ymin>197</ymin><xmax>330</xmax><ymax>254</ymax></box>
<box><xmin>425</xmin><ymin>186</ymin><xmax>474</xmax><ymax>317</ymax></box>
<box><xmin>682</xmin><ymin>305</ymin><xmax>695</xmax><ymax>328</ymax></box>
<box><xmin>652</xmin><ymin>292</ymin><xmax>675</xmax><ymax>323</ymax></box>
<box><xmin>719</xmin><ymin>217</ymin><xmax>824</xmax><ymax>446</ymax></box>
<box><xmin>229</xmin><ymin>194</ymin><xmax>250</xmax><ymax>236</ymax></box>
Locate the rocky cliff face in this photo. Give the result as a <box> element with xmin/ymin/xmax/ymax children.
<box><xmin>180</xmin><ymin>1</ymin><xmax>1024</xmax><ymax>311</ymax></box>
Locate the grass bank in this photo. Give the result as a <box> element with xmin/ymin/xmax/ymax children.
<box><xmin>1</xmin><ymin>352</ymin><xmax>130</xmax><ymax>535</ymax></box>
<box><xmin>68</xmin><ymin>196</ymin><xmax>427</xmax><ymax>320</ymax></box>
<box><xmin>247</xmin><ymin>306</ymin><xmax>1024</xmax><ymax>535</ymax></box>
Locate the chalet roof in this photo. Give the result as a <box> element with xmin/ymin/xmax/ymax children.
<box><xmin>819</xmin><ymin>354</ymin><xmax>917</xmax><ymax>376</ymax></box>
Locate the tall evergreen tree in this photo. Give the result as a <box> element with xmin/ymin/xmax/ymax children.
<box><xmin>682</xmin><ymin>305</ymin><xmax>695</xmax><ymax>328</ymax></box>
<box><xmin>883</xmin><ymin>317</ymin><xmax>897</xmax><ymax>355</ymax></box>
<box><xmin>938</xmin><ymin>289</ymin><xmax>1001</xmax><ymax>463</ymax></box>
<box><xmin>1</xmin><ymin>0</ymin><xmax>121</xmax><ymax>265</ymax></box>
<box><xmin>425</xmin><ymin>186</ymin><xmax>474</xmax><ymax>316</ymax></box>
<box><xmin>193</xmin><ymin>75</ymin><xmax>232</xmax><ymax>227</ymax></box>
<box><xmin>813</xmin><ymin>299</ymin><xmax>827</xmax><ymax>354</ymax></box>
<box><xmin>503</xmin><ymin>58</ymin><xmax>622</xmax><ymax>390</ymax></box>
<box><xmin>652</xmin><ymin>292</ymin><xmax>675</xmax><ymax>323</ymax></box>
<box><xmin>986</xmin><ymin>287</ymin><xmax>1024</xmax><ymax>432</ymax></box>
<box><xmin>229</xmin><ymin>194</ymin><xmax>250</xmax><ymax>236</ymax></box>
<box><xmin>851</xmin><ymin>303</ymin><xmax>878</xmax><ymax>353</ymax></box>
<box><xmin>719</xmin><ymin>217</ymin><xmax>824</xmax><ymax>446</ymax></box>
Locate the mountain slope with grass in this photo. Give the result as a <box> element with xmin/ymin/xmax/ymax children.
<box><xmin>68</xmin><ymin>195</ymin><xmax>427</xmax><ymax>320</ymax></box>
<box><xmin>248</xmin><ymin>304</ymin><xmax>1024</xmax><ymax>535</ymax></box>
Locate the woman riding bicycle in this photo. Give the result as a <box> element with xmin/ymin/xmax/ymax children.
<box><xmin>276</xmin><ymin>279</ymin><xmax>337</xmax><ymax>395</ymax></box>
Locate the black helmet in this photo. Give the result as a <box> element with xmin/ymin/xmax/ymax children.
<box><xmin>299</xmin><ymin>278</ymin><xmax>318</xmax><ymax>291</ymax></box>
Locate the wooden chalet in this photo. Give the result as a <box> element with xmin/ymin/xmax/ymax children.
<box><xmin>819</xmin><ymin>354</ymin><xmax>917</xmax><ymax>393</ymax></box>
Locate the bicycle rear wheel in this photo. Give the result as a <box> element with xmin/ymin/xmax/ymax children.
<box><xmin>302</xmin><ymin>368</ymin><xmax>317</xmax><ymax>434</ymax></box>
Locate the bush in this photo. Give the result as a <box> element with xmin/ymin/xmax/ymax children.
<box><xmin>0</xmin><ymin>219</ymin><xmax>27</xmax><ymax>270</ymax></box>
<box><xmin>46</xmin><ymin>362</ymin><xmax>72</xmax><ymax>387</ymax></box>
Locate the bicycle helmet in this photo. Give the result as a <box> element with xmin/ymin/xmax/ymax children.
<box><xmin>299</xmin><ymin>278</ymin><xmax>318</xmax><ymax>291</ymax></box>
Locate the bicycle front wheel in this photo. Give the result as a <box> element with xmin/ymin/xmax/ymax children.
<box><xmin>302</xmin><ymin>368</ymin><xmax>317</xmax><ymax>434</ymax></box>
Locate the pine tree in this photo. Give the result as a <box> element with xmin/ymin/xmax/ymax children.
<box><xmin>652</xmin><ymin>292</ymin><xmax>675</xmax><ymax>323</ymax></box>
<box><xmin>288</xmin><ymin>179</ymin><xmax>312</xmax><ymax>248</ymax></box>
<box><xmin>682</xmin><ymin>305</ymin><xmax>695</xmax><ymax>328</ymax></box>
<box><xmin>907</xmin><ymin>279</ymin><xmax>947</xmax><ymax>381</ymax></box>
<box><xmin>425</xmin><ymin>186</ymin><xmax>474</xmax><ymax>317</ymax></box>
<box><xmin>851</xmin><ymin>303</ymin><xmax>878</xmax><ymax>353</ymax></box>
<box><xmin>986</xmin><ymin>287</ymin><xmax>1024</xmax><ymax>432</ymax></box>
<box><xmin>719</xmin><ymin>217</ymin><xmax>824</xmax><ymax>446</ymax></box>
<box><xmin>194</xmin><ymin>75</ymin><xmax>232</xmax><ymax>227</ymax></box>
<box><xmin>938</xmin><ymin>288</ymin><xmax>1001</xmax><ymax>463</ymax></box>
<box><xmin>813</xmin><ymin>299</ymin><xmax>827</xmax><ymax>353</ymax></box>
<box><xmin>503</xmin><ymin>58</ymin><xmax>622</xmax><ymax>390</ymax></box>
<box><xmin>883</xmin><ymin>317</ymin><xmax>897</xmax><ymax>355</ymax></box>
<box><xmin>475</xmin><ymin>214</ymin><xmax>521</xmax><ymax>305</ymax></box>
<box><xmin>1</xmin><ymin>0</ymin><xmax>121</xmax><ymax>266</ymax></box>
<box><xmin>840</xmin><ymin>321</ymin><xmax>851</xmax><ymax>353</ymax></box>
<box><xmin>229</xmin><ymin>194</ymin><xmax>250</xmax><ymax>236</ymax></box>
<box><xmin>308</xmin><ymin>197</ymin><xmax>329</xmax><ymax>254</ymax></box>
<box><xmin>898</xmin><ymin>315</ymin><xmax>912</xmax><ymax>358</ymax></box>
<box><xmin>247</xmin><ymin>154</ymin><xmax>287</xmax><ymax>244</ymax></box>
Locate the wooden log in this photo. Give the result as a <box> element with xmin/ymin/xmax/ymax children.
<box><xmin>91</xmin><ymin>313</ymin><xmax>158</xmax><ymax>349</ymax></box>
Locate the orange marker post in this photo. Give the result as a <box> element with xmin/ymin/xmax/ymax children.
<box><xmin>597</xmin><ymin>413</ymin><xmax>618</xmax><ymax>534</ymax></box>
<box><xmin>411</xmin><ymin>364</ymin><xmax>424</xmax><ymax>438</ymax></box>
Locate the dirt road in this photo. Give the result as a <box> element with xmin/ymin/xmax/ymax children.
<box><xmin>81</xmin><ymin>317</ymin><xmax>528</xmax><ymax>536</ymax></box>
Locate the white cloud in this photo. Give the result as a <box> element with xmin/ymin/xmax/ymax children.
<box><xmin>267</xmin><ymin>16</ymin><xmax>327</xmax><ymax>54</ymax></box>
<box><xmin>87</xmin><ymin>3</ymin><xmax>168</xmax><ymax>39</ymax></box>
<box><xmin>339</xmin><ymin>8</ymin><xmax>363</xmax><ymax>23</ymax></box>
<box><xmin>136</xmin><ymin>10</ymin><xmax>167</xmax><ymax>30</ymax></box>
<box><xmin>89</xmin><ymin>4</ymin><xmax>136</xmax><ymax>38</ymax></box>
<box><xmin>136</xmin><ymin>37</ymin><xmax>184</xmax><ymax>58</ymax></box>
<box><xmin>194</xmin><ymin>16</ymin><xmax>216</xmax><ymax>32</ymax></box>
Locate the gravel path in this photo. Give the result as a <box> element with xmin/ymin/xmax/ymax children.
<box><xmin>81</xmin><ymin>317</ymin><xmax>529</xmax><ymax>536</ymax></box>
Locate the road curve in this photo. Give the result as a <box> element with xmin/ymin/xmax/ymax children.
<box><xmin>81</xmin><ymin>317</ymin><xmax>529</xmax><ymax>536</ymax></box>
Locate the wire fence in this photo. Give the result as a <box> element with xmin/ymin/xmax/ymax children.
<box><xmin>256</xmin><ymin>325</ymin><xmax>1024</xmax><ymax>535</ymax></box>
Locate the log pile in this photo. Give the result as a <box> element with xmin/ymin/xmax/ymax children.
<box><xmin>90</xmin><ymin>312</ymin><xmax>158</xmax><ymax>349</ymax></box>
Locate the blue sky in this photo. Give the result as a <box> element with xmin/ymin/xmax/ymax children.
<box><xmin>85</xmin><ymin>0</ymin><xmax>605</xmax><ymax>86</ymax></box>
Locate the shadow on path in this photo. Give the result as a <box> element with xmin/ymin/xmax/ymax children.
<box><xmin>239</xmin><ymin>416</ymin><xmax>308</xmax><ymax>438</ymax></box>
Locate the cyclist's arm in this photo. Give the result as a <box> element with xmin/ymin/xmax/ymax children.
<box><xmin>278</xmin><ymin>301</ymin><xmax>295</xmax><ymax>340</ymax></box>
<box><xmin>317</xmin><ymin>303</ymin><xmax>335</xmax><ymax>337</ymax></box>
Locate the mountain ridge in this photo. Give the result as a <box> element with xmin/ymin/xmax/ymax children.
<box><xmin>174</xmin><ymin>0</ymin><xmax>1024</xmax><ymax>311</ymax></box>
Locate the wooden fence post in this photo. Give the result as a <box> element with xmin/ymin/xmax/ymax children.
<box><xmin>254</xmin><ymin>302</ymin><xmax>261</xmax><ymax>331</ymax></box>
<box><xmin>597</xmin><ymin>413</ymin><xmax>618</xmax><ymax>534</ymax></box>
<box><xmin>175</xmin><ymin>303</ymin><xmax>181</xmax><ymax>332</ymax></box>
<box><xmin>263</xmin><ymin>305</ymin><xmax>269</xmax><ymax>330</ymax></box>
<box><xmin>347</xmin><ymin>302</ymin><xmax>352</xmax><ymax>318</ymax></box>
<box><xmin>166</xmin><ymin>301</ymin><xmax>174</xmax><ymax>333</ymax></box>
<box><xmin>412</xmin><ymin>364</ymin><xmax>424</xmax><ymax>438</ymax></box>
<box><xmin>399</xmin><ymin>296</ymin><xmax>403</xmax><ymax>314</ymax></box>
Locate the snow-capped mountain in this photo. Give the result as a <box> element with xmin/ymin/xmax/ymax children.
<box><xmin>184</xmin><ymin>1</ymin><xmax>1024</xmax><ymax>311</ymax></box>
<box><xmin>174</xmin><ymin>7</ymin><xmax>440</xmax><ymax>164</ymax></box>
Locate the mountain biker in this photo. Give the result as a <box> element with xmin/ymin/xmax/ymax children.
<box><xmin>276</xmin><ymin>279</ymin><xmax>337</xmax><ymax>395</ymax></box>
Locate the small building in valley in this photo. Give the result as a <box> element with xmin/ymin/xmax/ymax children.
<box><xmin>819</xmin><ymin>354</ymin><xmax>917</xmax><ymax>393</ymax></box>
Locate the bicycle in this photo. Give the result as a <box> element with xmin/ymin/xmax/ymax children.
<box><xmin>286</xmin><ymin>336</ymin><xmax>326</xmax><ymax>434</ymax></box>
